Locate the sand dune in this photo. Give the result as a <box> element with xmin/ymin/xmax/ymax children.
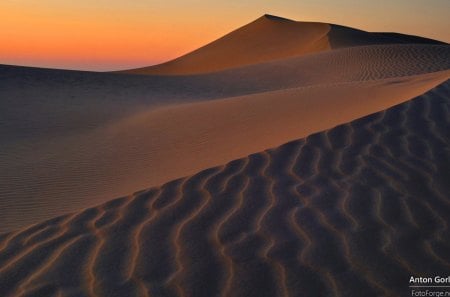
<box><xmin>1</xmin><ymin>65</ymin><xmax>449</xmax><ymax>231</ymax></box>
<box><xmin>121</xmin><ymin>15</ymin><xmax>331</xmax><ymax>75</ymax></box>
<box><xmin>1</xmin><ymin>13</ymin><xmax>450</xmax><ymax>297</ymax></box>
<box><xmin>1</xmin><ymin>40</ymin><xmax>449</xmax><ymax>232</ymax></box>
<box><xmin>0</xmin><ymin>81</ymin><xmax>449</xmax><ymax>297</ymax></box>
<box><xmin>121</xmin><ymin>14</ymin><xmax>445</xmax><ymax>75</ymax></box>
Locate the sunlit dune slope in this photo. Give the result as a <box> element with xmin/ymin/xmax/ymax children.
<box><xmin>121</xmin><ymin>14</ymin><xmax>446</xmax><ymax>75</ymax></box>
<box><xmin>121</xmin><ymin>15</ymin><xmax>330</xmax><ymax>75</ymax></box>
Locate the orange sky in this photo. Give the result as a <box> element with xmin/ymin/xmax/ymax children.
<box><xmin>1</xmin><ymin>0</ymin><xmax>449</xmax><ymax>71</ymax></box>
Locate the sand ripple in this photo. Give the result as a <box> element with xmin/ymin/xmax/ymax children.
<box><xmin>0</xmin><ymin>81</ymin><xmax>448</xmax><ymax>297</ymax></box>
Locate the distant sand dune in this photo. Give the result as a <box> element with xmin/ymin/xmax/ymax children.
<box><xmin>121</xmin><ymin>15</ymin><xmax>331</xmax><ymax>75</ymax></box>
<box><xmin>121</xmin><ymin>15</ymin><xmax>446</xmax><ymax>75</ymax></box>
<box><xmin>0</xmin><ymin>81</ymin><xmax>448</xmax><ymax>297</ymax></box>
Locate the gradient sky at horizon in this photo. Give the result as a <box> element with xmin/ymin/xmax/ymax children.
<box><xmin>1</xmin><ymin>0</ymin><xmax>449</xmax><ymax>71</ymax></box>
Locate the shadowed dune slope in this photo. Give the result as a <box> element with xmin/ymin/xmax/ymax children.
<box><xmin>0</xmin><ymin>81</ymin><xmax>449</xmax><ymax>297</ymax></box>
<box><xmin>122</xmin><ymin>14</ymin><xmax>446</xmax><ymax>75</ymax></box>
<box><xmin>1</xmin><ymin>42</ymin><xmax>449</xmax><ymax>231</ymax></box>
<box><xmin>327</xmin><ymin>24</ymin><xmax>447</xmax><ymax>49</ymax></box>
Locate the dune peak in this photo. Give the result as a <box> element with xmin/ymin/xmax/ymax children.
<box><xmin>260</xmin><ymin>14</ymin><xmax>294</xmax><ymax>22</ymax></box>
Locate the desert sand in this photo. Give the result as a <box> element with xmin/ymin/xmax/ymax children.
<box><xmin>0</xmin><ymin>14</ymin><xmax>449</xmax><ymax>297</ymax></box>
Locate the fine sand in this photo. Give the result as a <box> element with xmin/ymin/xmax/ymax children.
<box><xmin>0</xmin><ymin>14</ymin><xmax>449</xmax><ymax>297</ymax></box>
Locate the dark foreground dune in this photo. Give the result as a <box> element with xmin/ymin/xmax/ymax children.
<box><xmin>0</xmin><ymin>81</ymin><xmax>448</xmax><ymax>297</ymax></box>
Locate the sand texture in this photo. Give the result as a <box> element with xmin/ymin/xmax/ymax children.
<box><xmin>0</xmin><ymin>81</ymin><xmax>449</xmax><ymax>297</ymax></box>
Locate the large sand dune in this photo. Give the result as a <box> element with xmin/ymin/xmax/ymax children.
<box><xmin>0</xmin><ymin>13</ymin><xmax>450</xmax><ymax>297</ymax></box>
<box><xmin>0</xmin><ymin>81</ymin><xmax>449</xmax><ymax>297</ymax></box>
<box><xmin>121</xmin><ymin>14</ymin><xmax>446</xmax><ymax>75</ymax></box>
<box><xmin>1</xmin><ymin>53</ymin><xmax>449</xmax><ymax>231</ymax></box>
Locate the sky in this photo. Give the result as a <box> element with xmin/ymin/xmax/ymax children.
<box><xmin>1</xmin><ymin>0</ymin><xmax>449</xmax><ymax>71</ymax></box>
